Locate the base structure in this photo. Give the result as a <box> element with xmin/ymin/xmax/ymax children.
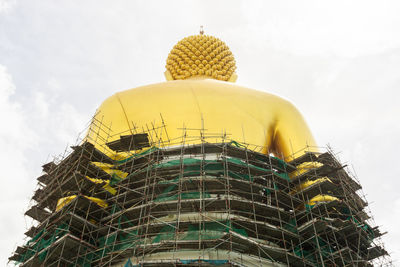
<box><xmin>10</xmin><ymin>121</ymin><xmax>391</xmax><ymax>266</ymax></box>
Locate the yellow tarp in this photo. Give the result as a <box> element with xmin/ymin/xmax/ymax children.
<box><xmin>91</xmin><ymin>162</ymin><xmax>128</xmax><ymax>178</ymax></box>
<box><xmin>290</xmin><ymin>161</ymin><xmax>323</xmax><ymax>178</ymax></box>
<box><xmin>85</xmin><ymin>175</ymin><xmax>116</xmax><ymax>195</ymax></box>
<box><xmin>307</xmin><ymin>194</ymin><xmax>339</xmax><ymax>206</ymax></box>
<box><xmin>86</xmin><ymin>176</ymin><xmax>104</xmax><ymax>184</ymax></box>
<box><xmin>102</xmin><ymin>181</ymin><xmax>117</xmax><ymax>195</ymax></box>
<box><xmin>56</xmin><ymin>195</ymin><xmax>108</xmax><ymax>212</ymax></box>
<box><xmin>89</xmin><ymin>162</ymin><xmax>128</xmax><ymax>195</ymax></box>
<box><xmin>56</xmin><ymin>195</ymin><xmax>77</xmax><ymax>211</ymax></box>
<box><xmin>290</xmin><ymin>177</ymin><xmax>332</xmax><ymax>195</ymax></box>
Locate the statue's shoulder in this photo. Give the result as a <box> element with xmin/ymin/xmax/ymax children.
<box><xmin>102</xmin><ymin>79</ymin><xmax>294</xmax><ymax>109</ymax></box>
<box><xmin>112</xmin><ymin>82</ymin><xmax>172</xmax><ymax>96</ymax></box>
<box><xmin>223</xmin><ymin>82</ymin><xmax>294</xmax><ymax>106</ymax></box>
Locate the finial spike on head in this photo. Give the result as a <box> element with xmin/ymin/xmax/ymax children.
<box><xmin>200</xmin><ymin>25</ymin><xmax>204</xmax><ymax>35</ymax></box>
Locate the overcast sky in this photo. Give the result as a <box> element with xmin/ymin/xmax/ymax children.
<box><xmin>1</xmin><ymin>0</ymin><xmax>399</xmax><ymax>265</ymax></box>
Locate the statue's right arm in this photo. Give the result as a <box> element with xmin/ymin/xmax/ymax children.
<box><xmin>272</xmin><ymin>99</ymin><xmax>318</xmax><ymax>161</ymax></box>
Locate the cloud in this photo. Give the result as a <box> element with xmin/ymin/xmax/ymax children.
<box><xmin>0</xmin><ymin>65</ymin><xmax>88</xmax><ymax>264</ymax></box>
<box><xmin>0</xmin><ymin>0</ymin><xmax>15</xmax><ymax>14</ymax></box>
<box><xmin>0</xmin><ymin>64</ymin><xmax>36</xmax><ymax>260</ymax></box>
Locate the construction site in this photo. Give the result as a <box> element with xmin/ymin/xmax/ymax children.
<box><xmin>9</xmin><ymin>116</ymin><xmax>392</xmax><ymax>267</ymax></box>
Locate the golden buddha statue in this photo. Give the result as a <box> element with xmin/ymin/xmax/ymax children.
<box><xmin>87</xmin><ymin>34</ymin><xmax>317</xmax><ymax>162</ymax></box>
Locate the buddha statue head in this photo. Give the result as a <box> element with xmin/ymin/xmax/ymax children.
<box><xmin>165</xmin><ymin>34</ymin><xmax>238</xmax><ymax>82</ymax></box>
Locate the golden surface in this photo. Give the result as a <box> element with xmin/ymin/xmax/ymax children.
<box><xmin>88</xmin><ymin>78</ymin><xmax>317</xmax><ymax>161</ymax></box>
<box><xmin>165</xmin><ymin>35</ymin><xmax>236</xmax><ymax>81</ymax></box>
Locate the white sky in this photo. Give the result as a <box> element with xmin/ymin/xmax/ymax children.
<box><xmin>1</xmin><ymin>0</ymin><xmax>399</xmax><ymax>265</ymax></box>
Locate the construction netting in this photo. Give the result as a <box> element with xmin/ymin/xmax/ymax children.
<box><xmin>152</xmin><ymin>220</ymin><xmax>248</xmax><ymax>243</ymax></box>
<box><xmin>149</xmin><ymin>157</ymin><xmax>290</xmax><ymax>181</ymax></box>
<box><xmin>16</xmin><ymin>223</ymin><xmax>69</xmax><ymax>263</ymax></box>
<box><xmin>154</xmin><ymin>183</ymin><xmax>211</xmax><ymax>202</ymax></box>
<box><xmin>122</xmin><ymin>258</ymin><xmax>229</xmax><ymax>267</ymax></box>
<box><xmin>97</xmin><ymin>228</ymin><xmax>139</xmax><ymax>257</ymax></box>
<box><xmin>12</xmin><ymin>139</ymin><xmax>387</xmax><ymax>266</ymax></box>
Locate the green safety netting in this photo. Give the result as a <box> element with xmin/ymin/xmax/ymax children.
<box><xmin>312</xmin><ymin>236</ymin><xmax>334</xmax><ymax>258</ymax></box>
<box><xmin>154</xmin><ymin>183</ymin><xmax>211</xmax><ymax>202</ymax></box>
<box><xmin>86</xmin><ymin>221</ymin><xmax>247</xmax><ymax>261</ymax></box>
<box><xmin>110</xmin><ymin>204</ymin><xmax>136</xmax><ymax>229</ymax></box>
<box><xmin>293</xmin><ymin>237</ymin><xmax>336</xmax><ymax>266</ymax></box>
<box><xmin>346</xmin><ymin>215</ymin><xmax>374</xmax><ymax>241</ymax></box>
<box><xmin>152</xmin><ymin>225</ymin><xmax>176</xmax><ymax>243</ymax></box>
<box><xmin>157</xmin><ymin>170</ymin><xmax>279</xmax><ymax>186</ymax></box>
<box><xmin>340</xmin><ymin>208</ymin><xmax>374</xmax><ymax>241</ymax></box>
<box><xmin>17</xmin><ymin>223</ymin><xmax>69</xmax><ymax>263</ymax></box>
<box><xmin>74</xmin><ymin>252</ymin><xmax>95</xmax><ymax>267</ymax></box>
<box><xmin>124</xmin><ymin>258</ymin><xmax>135</xmax><ymax>267</ymax></box>
<box><xmin>290</xmin><ymin>216</ymin><xmax>373</xmax><ymax>266</ymax></box>
<box><xmin>155</xmin><ymin>191</ymin><xmax>211</xmax><ymax>202</ymax></box>
<box><xmin>271</xmin><ymin>156</ymin><xmax>287</xmax><ymax>171</ymax></box>
<box><xmin>152</xmin><ymin>221</ymin><xmax>248</xmax><ymax>243</ymax></box>
<box><xmin>122</xmin><ymin>157</ymin><xmax>289</xmax><ymax>187</ymax></box>
<box><xmin>152</xmin><ymin>158</ymin><xmax>285</xmax><ymax>203</ymax></box>
<box><xmin>283</xmin><ymin>218</ymin><xmax>298</xmax><ymax>234</ymax></box>
<box><xmin>108</xmin><ymin>142</ymin><xmax>291</xmax><ymax>199</ymax></box>
<box><xmin>97</xmin><ymin>228</ymin><xmax>139</xmax><ymax>256</ymax></box>
<box><xmin>114</xmin><ymin>140</ymin><xmax>288</xmax><ymax>169</ymax></box>
<box><xmin>108</xmin><ymin>141</ymin><xmax>290</xmax><ymax>197</ymax></box>
<box><xmin>293</xmin><ymin>245</ymin><xmax>318</xmax><ymax>265</ymax></box>
<box><xmin>181</xmin><ymin>259</ymin><xmax>229</xmax><ymax>265</ymax></box>
<box><xmin>109</xmin><ymin>172</ymin><xmax>123</xmax><ymax>186</ymax></box>
<box><xmin>263</xmin><ymin>182</ymin><xmax>279</xmax><ymax>196</ymax></box>
<box><xmin>229</xmin><ymin>140</ymin><xmax>288</xmax><ymax>171</ymax></box>
<box><xmin>292</xmin><ymin>237</ymin><xmax>337</xmax><ymax>265</ymax></box>
<box><xmin>75</xmin><ymin>228</ymin><xmax>139</xmax><ymax>264</ymax></box>
<box><xmin>157</xmin><ymin>169</ymin><xmax>253</xmax><ymax>184</ymax></box>
<box><xmin>90</xmin><ymin>204</ymin><xmax>140</xmax><ymax>260</ymax></box>
<box><xmin>116</xmin><ymin>146</ymin><xmax>160</xmax><ymax>164</ymax></box>
<box><xmin>140</xmin><ymin>156</ymin><xmax>288</xmax><ymax>204</ymax></box>
<box><xmin>123</xmin><ymin>258</ymin><xmax>229</xmax><ymax>266</ymax></box>
<box><xmin>27</xmin><ymin>228</ymin><xmax>45</xmax><ymax>245</ymax></box>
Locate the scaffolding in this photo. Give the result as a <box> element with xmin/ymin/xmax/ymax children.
<box><xmin>9</xmin><ymin>116</ymin><xmax>392</xmax><ymax>266</ymax></box>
